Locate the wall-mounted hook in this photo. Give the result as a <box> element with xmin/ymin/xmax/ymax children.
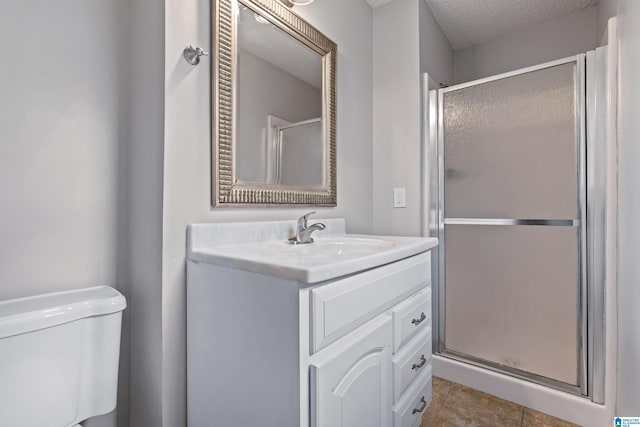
<box><xmin>183</xmin><ymin>45</ymin><xmax>208</xmax><ymax>66</ymax></box>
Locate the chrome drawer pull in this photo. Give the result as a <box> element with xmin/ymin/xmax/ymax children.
<box><xmin>411</xmin><ymin>354</ymin><xmax>427</xmax><ymax>370</ymax></box>
<box><xmin>411</xmin><ymin>397</ymin><xmax>427</xmax><ymax>414</ymax></box>
<box><xmin>411</xmin><ymin>312</ymin><xmax>426</xmax><ymax>326</ymax></box>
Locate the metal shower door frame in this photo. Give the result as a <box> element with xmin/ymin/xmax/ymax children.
<box><xmin>428</xmin><ymin>55</ymin><xmax>590</xmax><ymax>397</ymax></box>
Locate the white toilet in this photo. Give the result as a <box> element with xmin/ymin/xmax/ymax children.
<box><xmin>0</xmin><ymin>286</ymin><xmax>126</xmax><ymax>427</ymax></box>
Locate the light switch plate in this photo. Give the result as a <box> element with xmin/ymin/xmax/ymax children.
<box><xmin>393</xmin><ymin>187</ymin><xmax>406</xmax><ymax>208</ymax></box>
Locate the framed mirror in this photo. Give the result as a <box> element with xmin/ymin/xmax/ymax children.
<box><xmin>212</xmin><ymin>0</ymin><xmax>337</xmax><ymax>206</ymax></box>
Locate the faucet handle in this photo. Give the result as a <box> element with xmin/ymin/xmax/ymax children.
<box><xmin>299</xmin><ymin>211</ymin><xmax>316</xmax><ymax>228</ymax></box>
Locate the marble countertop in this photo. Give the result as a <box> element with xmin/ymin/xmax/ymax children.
<box><xmin>187</xmin><ymin>219</ymin><xmax>439</xmax><ymax>283</ymax></box>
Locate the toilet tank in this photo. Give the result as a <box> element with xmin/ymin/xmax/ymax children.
<box><xmin>0</xmin><ymin>286</ymin><xmax>126</xmax><ymax>427</ymax></box>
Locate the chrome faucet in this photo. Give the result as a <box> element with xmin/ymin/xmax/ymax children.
<box><xmin>288</xmin><ymin>211</ymin><xmax>326</xmax><ymax>244</ymax></box>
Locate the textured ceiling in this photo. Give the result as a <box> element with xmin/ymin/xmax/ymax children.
<box><xmin>366</xmin><ymin>0</ymin><xmax>598</xmax><ymax>50</ymax></box>
<box><xmin>424</xmin><ymin>0</ymin><xmax>598</xmax><ymax>50</ymax></box>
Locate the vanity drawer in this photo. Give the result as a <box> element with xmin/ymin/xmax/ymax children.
<box><xmin>393</xmin><ymin>327</ymin><xmax>432</xmax><ymax>402</ymax></box>
<box><xmin>393</xmin><ymin>366</ymin><xmax>432</xmax><ymax>427</ymax></box>
<box><xmin>310</xmin><ymin>253</ymin><xmax>430</xmax><ymax>353</ymax></box>
<box><xmin>392</xmin><ymin>288</ymin><xmax>431</xmax><ymax>352</ymax></box>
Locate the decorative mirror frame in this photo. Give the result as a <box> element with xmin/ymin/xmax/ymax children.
<box><xmin>212</xmin><ymin>0</ymin><xmax>337</xmax><ymax>206</ymax></box>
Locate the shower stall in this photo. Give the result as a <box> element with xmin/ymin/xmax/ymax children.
<box><xmin>425</xmin><ymin>50</ymin><xmax>608</xmax><ymax>405</ymax></box>
<box><xmin>265</xmin><ymin>115</ymin><xmax>323</xmax><ymax>187</ymax></box>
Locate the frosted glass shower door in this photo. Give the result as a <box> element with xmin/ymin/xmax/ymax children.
<box><xmin>439</xmin><ymin>58</ymin><xmax>584</xmax><ymax>390</ymax></box>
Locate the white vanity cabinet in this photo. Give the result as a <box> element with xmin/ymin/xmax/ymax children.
<box><xmin>186</xmin><ymin>220</ymin><xmax>437</xmax><ymax>427</ymax></box>
<box><xmin>310</xmin><ymin>315</ymin><xmax>393</xmax><ymax>427</ymax></box>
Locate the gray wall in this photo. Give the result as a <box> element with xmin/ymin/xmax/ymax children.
<box><xmin>597</xmin><ymin>0</ymin><xmax>618</xmax><ymax>45</ymax></box>
<box><xmin>616</xmin><ymin>0</ymin><xmax>640</xmax><ymax>416</ymax></box>
<box><xmin>162</xmin><ymin>0</ymin><xmax>373</xmax><ymax>424</ymax></box>
<box><xmin>127</xmin><ymin>0</ymin><xmax>165</xmax><ymax>425</ymax></box>
<box><xmin>0</xmin><ymin>0</ymin><xmax>127</xmax><ymax>302</ymax></box>
<box><xmin>454</xmin><ymin>7</ymin><xmax>597</xmax><ymax>84</ymax></box>
<box><xmin>419</xmin><ymin>0</ymin><xmax>454</xmax><ymax>87</ymax></box>
<box><xmin>0</xmin><ymin>1</ymin><xmax>130</xmax><ymax>426</ymax></box>
<box><xmin>372</xmin><ymin>0</ymin><xmax>453</xmax><ymax>237</ymax></box>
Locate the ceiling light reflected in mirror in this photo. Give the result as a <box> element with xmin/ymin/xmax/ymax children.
<box><xmin>279</xmin><ymin>0</ymin><xmax>314</xmax><ymax>7</ymax></box>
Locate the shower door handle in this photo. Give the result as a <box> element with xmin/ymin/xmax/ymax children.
<box><xmin>445</xmin><ymin>168</ymin><xmax>464</xmax><ymax>179</ymax></box>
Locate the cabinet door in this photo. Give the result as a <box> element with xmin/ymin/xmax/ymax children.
<box><xmin>310</xmin><ymin>316</ymin><xmax>393</xmax><ymax>427</ymax></box>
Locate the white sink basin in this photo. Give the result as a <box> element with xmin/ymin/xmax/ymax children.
<box><xmin>285</xmin><ymin>237</ymin><xmax>394</xmax><ymax>255</ymax></box>
<box><xmin>187</xmin><ymin>219</ymin><xmax>438</xmax><ymax>283</ymax></box>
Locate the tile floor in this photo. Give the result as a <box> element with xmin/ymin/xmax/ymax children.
<box><xmin>421</xmin><ymin>377</ymin><xmax>582</xmax><ymax>427</ymax></box>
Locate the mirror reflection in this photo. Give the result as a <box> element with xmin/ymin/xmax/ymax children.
<box><xmin>236</xmin><ymin>5</ymin><xmax>324</xmax><ymax>187</ymax></box>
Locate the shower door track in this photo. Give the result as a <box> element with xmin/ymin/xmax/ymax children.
<box><xmin>427</xmin><ymin>54</ymin><xmax>598</xmax><ymax>399</ymax></box>
<box><xmin>440</xmin><ymin>349</ymin><xmax>584</xmax><ymax>395</ymax></box>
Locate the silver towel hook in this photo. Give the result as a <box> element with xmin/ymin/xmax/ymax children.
<box><xmin>183</xmin><ymin>45</ymin><xmax>208</xmax><ymax>66</ymax></box>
